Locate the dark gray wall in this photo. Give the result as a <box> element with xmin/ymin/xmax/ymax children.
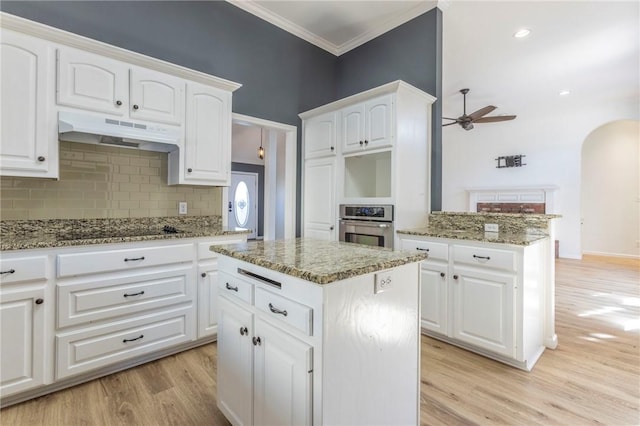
<box><xmin>231</xmin><ymin>163</ymin><xmax>264</xmax><ymax>237</ymax></box>
<box><xmin>336</xmin><ymin>8</ymin><xmax>443</xmax><ymax>210</ymax></box>
<box><xmin>1</xmin><ymin>1</ymin><xmax>443</xmax><ymax>227</ymax></box>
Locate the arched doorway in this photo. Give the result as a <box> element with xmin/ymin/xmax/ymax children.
<box><xmin>581</xmin><ymin>120</ymin><xmax>639</xmax><ymax>258</ymax></box>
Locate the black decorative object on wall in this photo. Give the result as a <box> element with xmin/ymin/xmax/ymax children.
<box><xmin>496</xmin><ymin>155</ymin><xmax>526</xmax><ymax>168</ymax></box>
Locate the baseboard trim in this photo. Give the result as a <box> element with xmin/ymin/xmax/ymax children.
<box><xmin>583</xmin><ymin>251</ymin><xmax>640</xmax><ymax>260</ymax></box>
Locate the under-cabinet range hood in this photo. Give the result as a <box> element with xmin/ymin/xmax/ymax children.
<box><xmin>58</xmin><ymin>111</ymin><xmax>181</xmax><ymax>152</ymax></box>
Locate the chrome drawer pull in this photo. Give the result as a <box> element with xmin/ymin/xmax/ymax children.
<box><xmin>0</xmin><ymin>269</ymin><xmax>15</xmax><ymax>275</ymax></box>
<box><xmin>124</xmin><ymin>256</ymin><xmax>145</xmax><ymax>262</ymax></box>
<box><xmin>268</xmin><ymin>303</ymin><xmax>288</xmax><ymax>317</ymax></box>
<box><xmin>225</xmin><ymin>282</ymin><xmax>239</xmax><ymax>292</ymax></box>
<box><xmin>416</xmin><ymin>248</ymin><xmax>429</xmax><ymax>252</ymax></box>
<box><xmin>473</xmin><ymin>255</ymin><xmax>491</xmax><ymax>260</ymax></box>
<box><xmin>123</xmin><ymin>334</ymin><xmax>144</xmax><ymax>343</ymax></box>
<box><xmin>124</xmin><ymin>291</ymin><xmax>145</xmax><ymax>298</ymax></box>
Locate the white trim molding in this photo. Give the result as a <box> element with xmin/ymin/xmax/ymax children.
<box><xmin>0</xmin><ymin>12</ymin><xmax>242</xmax><ymax>92</ymax></box>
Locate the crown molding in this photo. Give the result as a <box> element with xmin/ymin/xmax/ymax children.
<box><xmin>0</xmin><ymin>12</ymin><xmax>242</xmax><ymax>92</ymax></box>
<box><xmin>227</xmin><ymin>0</ymin><xmax>339</xmax><ymax>55</ymax></box>
<box><xmin>337</xmin><ymin>1</ymin><xmax>437</xmax><ymax>56</ymax></box>
<box><xmin>228</xmin><ymin>0</ymin><xmax>437</xmax><ymax>57</ymax></box>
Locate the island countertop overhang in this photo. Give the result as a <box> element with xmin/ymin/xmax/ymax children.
<box><xmin>210</xmin><ymin>238</ymin><xmax>427</xmax><ymax>285</ymax></box>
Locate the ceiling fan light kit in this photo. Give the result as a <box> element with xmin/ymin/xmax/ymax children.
<box><xmin>443</xmin><ymin>88</ymin><xmax>517</xmax><ymax>131</ymax></box>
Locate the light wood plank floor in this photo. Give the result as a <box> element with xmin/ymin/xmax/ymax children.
<box><xmin>2</xmin><ymin>255</ymin><xmax>638</xmax><ymax>425</ymax></box>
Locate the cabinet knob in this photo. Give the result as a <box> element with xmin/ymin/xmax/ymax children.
<box><xmin>329</xmin><ymin>226</ymin><xmax>334</xmax><ymax>231</ymax></box>
<box><xmin>453</xmin><ymin>275</ymin><xmax>459</xmax><ymax>280</ymax></box>
<box><xmin>440</xmin><ymin>272</ymin><xmax>445</xmax><ymax>278</ymax></box>
<box><xmin>116</xmin><ymin>100</ymin><xmax>122</xmax><ymax>106</ymax></box>
<box><xmin>240</xmin><ymin>326</ymin><xmax>248</xmax><ymax>336</ymax></box>
<box><xmin>364</xmin><ymin>140</ymin><xmax>369</xmax><ymax>145</ymax></box>
<box><xmin>187</xmin><ymin>168</ymin><xmax>193</xmax><ymax>173</ymax></box>
<box><xmin>359</xmin><ymin>141</ymin><xmax>364</xmax><ymax>146</ymax></box>
<box><xmin>133</xmin><ymin>104</ymin><xmax>139</xmax><ymax>110</ymax></box>
<box><xmin>37</xmin><ymin>156</ymin><xmax>45</xmax><ymax>162</ymax></box>
<box><xmin>35</xmin><ymin>298</ymin><xmax>44</xmax><ymax>305</ymax></box>
<box><xmin>330</xmin><ymin>146</ymin><xmax>334</xmax><ymax>151</ymax></box>
<box><xmin>252</xmin><ymin>336</ymin><xmax>262</xmax><ymax>346</ymax></box>
<box><xmin>201</xmin><ymin>272</ymin><xmax>206</xmax><ymax>278</ymax></box>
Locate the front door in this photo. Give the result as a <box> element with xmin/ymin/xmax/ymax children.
<box><xmin>229</xmin><ymin>172</ymin><xmax>258</xmax><ymax>239</ymax></box>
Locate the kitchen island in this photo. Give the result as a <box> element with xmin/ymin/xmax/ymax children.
<box><xmin>210</xmin><ymin>239</ymin><xmax>427</xmax><ymax>426</ymax></box>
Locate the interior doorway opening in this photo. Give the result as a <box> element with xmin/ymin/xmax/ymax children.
<box><xmin>226</xmin><ymin>114</ymin><xmax>297</xmax><ymax>241</ymax></box>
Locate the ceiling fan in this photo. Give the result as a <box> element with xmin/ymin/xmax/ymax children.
<box><xmin>443</xmin><ymin>88</ymin><xmax>516</xmax><ymax>131</ymax></box>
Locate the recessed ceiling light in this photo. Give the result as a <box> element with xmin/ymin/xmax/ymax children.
<box><xmin>559</xmin><ymin>90</ymin><xmax>571</xmax><ymax>96</ymax></box>
<box><xmin>513</xmin><ymin>28</ymin><xmax>531</xmax><ymax>38</ymax></box>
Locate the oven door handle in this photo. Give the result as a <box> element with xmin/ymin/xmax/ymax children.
<box><xmin>340</xmin><ymin>220</ymin><xmax>392</xmax><ymax>229</ymax></box>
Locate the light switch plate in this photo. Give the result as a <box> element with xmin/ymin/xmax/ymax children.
<box><xmin>375</xmin><ymin>270</ymin><xmax>394</xmax><ymax>294</ymax></box>
<box><xmin>484</xmin><ymin>223</ymin><xmax>499</xmax><ymax>232</ymax></box>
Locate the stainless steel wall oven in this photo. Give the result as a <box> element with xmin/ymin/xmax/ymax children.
<box><xmin>339</xmin><ymin>204</ymin><xmax>394</xmax><ymax>249</ymax></box>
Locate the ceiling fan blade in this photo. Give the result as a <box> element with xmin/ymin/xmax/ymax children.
<box><xmin>474</xmin><ymin>115</ymin><xmax>517</xmax><ymax>123</ymax></box>
<box><xmin>468</xmin><ymin>105</ymin><xmax>497</xmax><ymax>121</ymax></box>
<box><xmin>442</xmin><ymin>117</ymin><xmax>459</xmax><ymax>121</ymax></box>
<box><xmin>442</xmin><ymin>122</ymin><xmax>459</xmax><ymax>127</ymax></box>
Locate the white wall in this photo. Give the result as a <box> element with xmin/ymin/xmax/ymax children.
<box><xmin>581</xmin><ymin>120</ymin><xmax>639</xmax><ymax>258</ymax></box>
<box><xmin>442</xmin><ymin>99</ymin><xmax>638</xmax><ymax>259</ymax></box>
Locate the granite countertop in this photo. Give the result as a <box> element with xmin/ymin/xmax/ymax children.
<box><xmin>0</xmin><ymin>216</ymin><xmax>250</xmax><ymax>251</ymax></box>
<box><xmin>396</xmin><ymin>227</ymin><xmax>548</xmax><ymax>245</ymax></box>
<box><xmin>210</xmin><ymin>238</ymin><xmax>428</xmax><ymax>285</ymax></box>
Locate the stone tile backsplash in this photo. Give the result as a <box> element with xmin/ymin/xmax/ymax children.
<box><xmin>0</xmin><ymin>141</ymin><xmax>222</xmax><ymax>220</ymax></box>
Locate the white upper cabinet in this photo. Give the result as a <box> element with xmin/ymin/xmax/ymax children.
<box><xmin>0</xmin><ymin>30</ymin><xmax>57</xmax><ymax>178</ymax></box>
<box><xmin>57</xmin><ymin>47</ymin><xmax>185</xmax><ymax>126</ymax></box>
<box><xmin>57</xmin><ymin>48</ymin><xmax>128</xmax><ymax>116</ymax></box>
<box><xmin>304</xmin><ymin>111</ymin><xmax>337</xmax><ymax>159</ymax></box>
<box><xmin>129</xmin><ymin>67</ymin><xmax>184</xmax><ymax>125</ymax></box>
<box><xmin>168</xmin><ymin>82</ymin><xmax>231</xmax><ymax>186</ymax></box>
<box><xmin>341</xmin><ymin>94</ymin><xmax>393</xmax><ymax>154</ymax></box>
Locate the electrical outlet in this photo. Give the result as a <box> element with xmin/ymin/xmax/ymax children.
<box><xmin>374</xmin><ymin>271</ymin><xmax>394</xmax><ymax>294</ymax></box>
<box><xmin>484</xmin><ymin>223</ymin><xmax>499</xmax><ymax>232</ymax></box>
<box><xmin>178</xmin><ymin>202</ymin><xmax>187</xmax><ymax>215</ymax></box>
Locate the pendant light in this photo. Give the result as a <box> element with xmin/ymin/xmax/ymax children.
<box><xmin>258</xmin><ymin>128</ymin><xmax>265</xmax><ymax>160</ymax></box>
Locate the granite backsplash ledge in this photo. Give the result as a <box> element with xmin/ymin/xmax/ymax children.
<box><xmin>429</xmin><ymin>211</ymin><xmax>561</xmax><ymax>233</ymax></box>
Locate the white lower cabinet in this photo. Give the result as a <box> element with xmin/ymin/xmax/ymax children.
<box><xmin>0</xmin><ymin>255</ymin><xmax>49</xmax><ymax>397</ymax></box>
<box><xmin>400</xmin><ymin>235</ymin><xmax>547</xmax><ymax>371</ymax></box>
<box><xmin>217</xmin><ymin>285</ymin><xmax>312</xmax><ymax>426</ymax></box>
<box><xmin>216</xmin><ymin>255</ymin><xmax>421</xmax><ymax>425</ymax></box>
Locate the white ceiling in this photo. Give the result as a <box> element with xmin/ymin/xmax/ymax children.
<box><xmin>229</xmin><ymin>1</ymin><xmax>639</xmax><ymax>125</ymax></box>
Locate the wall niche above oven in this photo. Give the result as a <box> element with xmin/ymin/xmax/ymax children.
<box><xmin>344</xmin><ymin>151</ymin><xmax>392</xmax><ymax>198</ymax></box>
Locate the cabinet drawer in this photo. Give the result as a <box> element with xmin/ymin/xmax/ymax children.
<box><xmin>255</xmin><ymin>288</ymin><xmax>313</xmax><ymax>336</ymax></box>
<box><xmin>57</xmin><ymin>244</ymin><xmax>193</xmax><ymax>277</ymax></box>
<box><xmin>452</xmin><ymin>245</ymin><xmax>516</xmax><ymax>272</ymax></box>
<box><xmin>56</xmin><ymin>306</ymin><xmax>194</xmax><ymax>379</ymax></box>
<box><xmin>400</xmin><ymin>239</ymin><xmax>448</xmax><ymax>262</ymax></box>
<box><xmin>218</xmin><ymin>271</ymin><xmax>252</xmax><ymax>304</ymax></box>
<box><xmin>0</xmin><ymin>256</ymin><xmax>48</xmax><ymax>285</ymax></box>
<box><xmin>57</xmin><ymin>267</ymin><xmax>193</xmax><ymax>328</ymax></box>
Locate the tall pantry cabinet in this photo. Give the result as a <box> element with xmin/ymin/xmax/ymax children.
<box><xmin>300</xmin><ymin>81</ymin><xmax>436</xmax><ymax>247</ymax></box>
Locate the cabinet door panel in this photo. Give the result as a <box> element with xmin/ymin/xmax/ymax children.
<box><xmin>197</xmin><ymin>265</ymin><xmax>219</xmax><ymax>338</ymax></box>
<box><xmin>217</xmin><ymin>296</ymin><xmax>253</xmax><ymax>426</ymax></box>
<box><xmin>365</xmin><ymin>95</ymin><xmax>393</xmax><ymax>149</ymax></box>
<box><xmin>452</xmin><ymin>266</ymin><xmax>515</xmax><ymax>357</ymax></box>
<box><xmin>253</xmin><ymin>319</ymin><xmax>312</xmax><ymax>426</ymax></box>
<box><xmin>341</xmin><ymin>104</ymin><xmax>365</xmax><ymax>153</ymax></box>
<box><xmin>421</xmin><ymin>264</ymin><xmax>448</xmax><ymax>335</ymax></box>
<box><xmin>130</xmin><ymin>68</ymin><xmax>184</xmax><ymax>125</ymax></box>
<box><xmin>183</xmin><ymin>83</ymin><xmax>230</xmax><ymax>185</ymax></box>
<box><xmin>0</xmin><ymin>286</ymin><xmax>45</xmax><ymax>396</ymax></box>
<box><xmin>57</xmin><ymin>48</ymin><xmax>128</xmax><ymax>115</ymax></box>
<box><xmin>303</xmin><ymin>157</ymin><xmax>336</xmax><ymax>240</ymax></box>
<box><xmin>0</xmin><ymin>30</ymin><xmax>54</xmax><ymax>177</ymax></box>
<box><xmin>304</xmin><ymin>111</ymin><xmax>337</xmax><ymax>159</ymax></box>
